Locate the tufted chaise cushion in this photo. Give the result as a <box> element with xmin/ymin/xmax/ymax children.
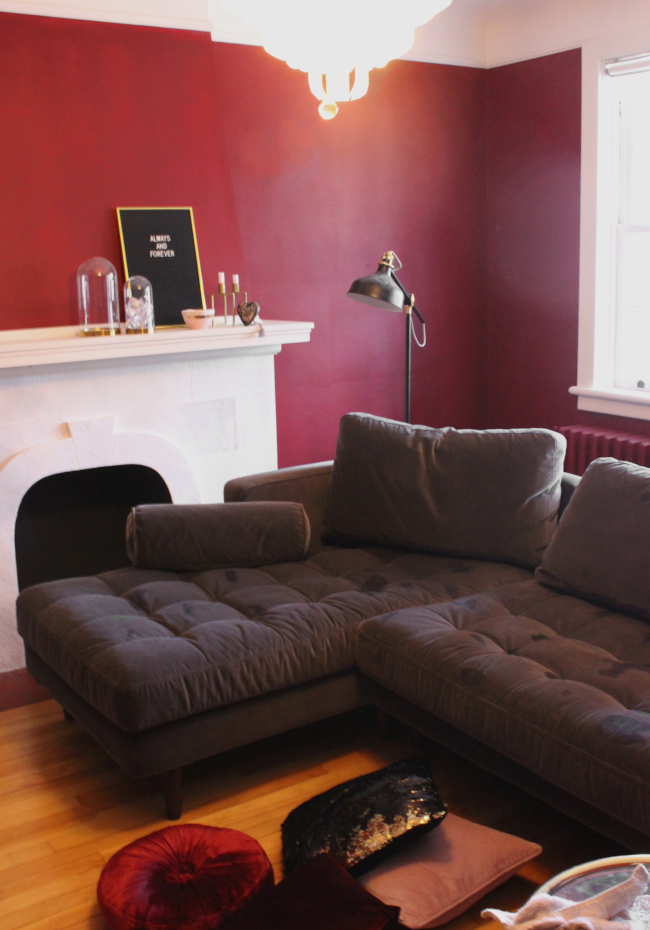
<box><xmin>17</xmin><ymin>548</ymin><xmax>531</xmax><ymax>733</ymax></box>
<box><xmin>356</xmin><ymin>578</ymin><xmax>650</xmax><ymax>836</ymax></box>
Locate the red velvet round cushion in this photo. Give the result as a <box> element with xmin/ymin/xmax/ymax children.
<box><xmin>97</xmin><ymin>824</ymin><xmax>274</xmax><ymax>930</ymax></box>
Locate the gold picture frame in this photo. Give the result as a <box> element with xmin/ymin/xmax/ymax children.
<box><xmin>117</xmin><ymin>207</ymin><xmax>206</xmax><ymax>327</ymax></box>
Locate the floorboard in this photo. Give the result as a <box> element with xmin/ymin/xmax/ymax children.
<box><xmin>0</xmin><ymin>701</ymin><xmax>625</xmax><ymax>929</ymax></box>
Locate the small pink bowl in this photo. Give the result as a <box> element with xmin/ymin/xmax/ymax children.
<box><xmin>182</xmin><ymin>309</ymin><xmax>214</xmax><ymax>330</ymax></box>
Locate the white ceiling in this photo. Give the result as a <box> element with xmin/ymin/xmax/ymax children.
<box><xmin>205</xmin><ymin>0</ymin><xmax>536</xmax><ymax>64</ymax></box>
<box><xmin>1</xmin><ymin>0</ymin><xmax>650</xmax><ymax>69</ymax></box>
<box><xmin>207</xmin><ymin>0</ymin><xmax>650</xmax><ymax>69</ymax></box>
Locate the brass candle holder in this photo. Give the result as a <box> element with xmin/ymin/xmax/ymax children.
<box><xmin>215</xmin><ymin>277</ymin><xmax>247</xmax><ymax>326</ymax></box>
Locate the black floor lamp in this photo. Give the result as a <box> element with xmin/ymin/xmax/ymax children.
<box><xmin>347</xmin><ymin>251</ymin><xmax>426</xmax><ymax>424</ymax></box>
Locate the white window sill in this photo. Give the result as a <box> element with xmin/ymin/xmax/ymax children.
<box><xmin>569</xmin><ymin>385</ymin><xmax>650</xmax><ymax>421</ymax></box>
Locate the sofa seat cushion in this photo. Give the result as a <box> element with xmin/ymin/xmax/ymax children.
<box><xmin>17</xmin><ymin>549</ymin><xmax>531</xmax><ymax>733</ymax></box>
<box><xmin>356</xmin><ymin>579</ymin><xmax>650</xmax><ymax>837</ymax></box>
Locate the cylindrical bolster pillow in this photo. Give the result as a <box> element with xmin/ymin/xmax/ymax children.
<box><xmin>126</xmin><ymin>501</ymin><xmax>311</xmax><ymax>571</ymax></box>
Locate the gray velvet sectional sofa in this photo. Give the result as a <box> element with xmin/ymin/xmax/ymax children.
<box><xmin>16</xmin><ymin>414</ymin><xmax>650</xmax><ymax>850</ymax></box>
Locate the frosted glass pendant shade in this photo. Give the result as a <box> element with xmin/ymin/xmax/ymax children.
<box><xmin>77</xmin><ymin>257</ymin><xmax>120</xmax><ymax>336</ymax></box>
<box><xmin>222</xmin><ymin>0</ymin><xmax>452</xmax><ymax>117</ymax></box>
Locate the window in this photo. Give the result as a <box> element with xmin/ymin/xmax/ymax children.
<box><xmin>608</xmin><ymin>60</ymin><xmax>650</xmax><ymax>390</ymax></box>
<box><xmin>572</xmin><ymin>29</ymin><xmax>650</xmax><ymax>421</ymax></box>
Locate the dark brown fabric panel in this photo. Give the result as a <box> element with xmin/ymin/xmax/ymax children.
<box><xmin>559</xmin><ymin>472</ymin><xmax>580</xmax><ymax>517</ymax></box>
<box><xmin>225</xmin><ymin>462</ymin><xmax>333</xmax><ymax>550</ymax></box>
<box><xmin>26</xmin><ymin>646</ymin><xmax>369</xmax><ymax>778</ymax></box>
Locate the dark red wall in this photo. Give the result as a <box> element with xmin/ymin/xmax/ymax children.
<box><xmin>485</xmin><ymin>48</ymin><xmax>650</xmax><ymax>438</ymax></box>
<box><xmin>0</xmin><ymin>13</ymin><xmax>245</xmax><ymax>328</ymax></box>
<box><xmin>213</xmin><ymin>47</ymin><xmax>489</xmax><ymax>464</ymax></box>
<box><xmin>0</xmin><ymin>12</ymin><xmax>489</xmax><ymax>469</ymax></box>
<box><xmin>486</xmin><ymin>49</ymin><xmax>582</xmax><ymax>431</ymax></box>
<box><xmin>10</xmin><ymin>15</ymin><xmax>634</xmax><ymax>469</ymax></box>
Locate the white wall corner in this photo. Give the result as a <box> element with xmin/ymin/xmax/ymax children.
<box><xmin>484</xmin><ymin>0</ymin><xmax>650</xmax><ymax>69</ymax></box>
<box><xmin>403</xmin><ymin>2</ymin><xmax>489</xmax><ymax>69</ymax></box>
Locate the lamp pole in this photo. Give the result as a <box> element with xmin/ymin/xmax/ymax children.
<box><xmin>405</xmin><ymin>302</ymin><xmax>412</xmax><ymax>423</ymax></box>
<box><xmin>389</xmin><ymin>279</ymin><xmax>422</xmax><ymax>425</ymax></box>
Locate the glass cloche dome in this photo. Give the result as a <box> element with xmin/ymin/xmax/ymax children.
<box><xmin>77</xmin><ymin>257</ymin><xmax>120</xmax><ymax>336</ymax></box>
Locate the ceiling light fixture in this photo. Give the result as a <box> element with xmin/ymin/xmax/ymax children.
<box><xmin>221</xmin><ymin>1</ymin><xmax>452</xmax><ymax>119</ymax></box>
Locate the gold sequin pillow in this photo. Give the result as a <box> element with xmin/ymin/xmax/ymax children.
<box><xmin>281</xmin><ymin>756</ymin><xmax>447</xmax><ymax>875</ymax></box>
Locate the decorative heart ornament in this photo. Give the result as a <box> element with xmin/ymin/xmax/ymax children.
<box><xmin>237</xmin><ymin>301</ymin><xmax>259</xmax><ymax>326</ymax></box>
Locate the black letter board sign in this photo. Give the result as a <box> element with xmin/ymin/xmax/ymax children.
<box><xmin>117</xmin><ymin>207</ymin><xmax>206</xmax><ymax>326</ymax></box>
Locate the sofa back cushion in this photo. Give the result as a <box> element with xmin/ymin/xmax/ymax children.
<box><xmin>324</xmin><ymin>414</ymin><xmax>565</xmax><ymax>568</ymax></box>
<box><xmin>536</xmin><ymin>457</ymin><xmax>650</xmax><ymax>619</ymax></box>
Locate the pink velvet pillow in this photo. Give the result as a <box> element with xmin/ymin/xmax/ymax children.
<box><xmin>358</xmin><ymin>813</ymin><xmax>541</xmax><ymax>929</ymax></box>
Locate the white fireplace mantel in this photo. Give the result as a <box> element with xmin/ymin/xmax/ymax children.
<box><xmin>0</xmin><ymin>319</ymin><xmax>314</xmax><ymax>371</ymax></box>
<box><xmin>0</xmin><ymin>318</ymin><xmax>314</xmax><ymax>671</ymax></box>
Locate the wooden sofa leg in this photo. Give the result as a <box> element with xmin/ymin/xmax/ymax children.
<box><xmin>161</xmin><ymin>769</ymin><xmax>183</xmax><ymax>821</ymax></box>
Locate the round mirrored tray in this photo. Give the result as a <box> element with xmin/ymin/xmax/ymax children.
<box><xmin>533</xmin><ymin>855</ymin><xmax>650</xmax><ymax>928</ymax></box>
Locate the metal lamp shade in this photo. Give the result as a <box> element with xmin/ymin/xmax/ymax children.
<box><xmin>347</xmin><ymin>265</ymin><xmax>405</xmax><ymax>311</ymax></box>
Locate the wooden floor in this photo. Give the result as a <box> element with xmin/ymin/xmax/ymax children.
<box><xmin>0</xmin><ymin>701</ymin><xmax>625</xmax><ymax>930</ymax></box>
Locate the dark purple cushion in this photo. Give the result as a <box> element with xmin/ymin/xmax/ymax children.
<box><xmin>97</xmin><ymin>824</ymin><xmax>274</xmax><ymax>930</ymax></box>
<box><xmin>225</xmin><ymin>853</ymin><xmax>400</xmax><ymax>930</ymax></box>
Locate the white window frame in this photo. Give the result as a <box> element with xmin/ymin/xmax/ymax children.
<box><xmin>572</xmin><ymin>24</ymin><xmax>650</xmax><ymax>421</ymax></box>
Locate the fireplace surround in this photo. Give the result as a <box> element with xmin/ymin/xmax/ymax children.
<box><xmin>0</xmin><ymin>319</ymin><xmax>313</xmax><ymax>671</ymax></box>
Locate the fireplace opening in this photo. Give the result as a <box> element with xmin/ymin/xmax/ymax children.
<box><xmin>15</xmin><ymin>465</ymin><xmax>172</xmax><ymax>591</ymax></box>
